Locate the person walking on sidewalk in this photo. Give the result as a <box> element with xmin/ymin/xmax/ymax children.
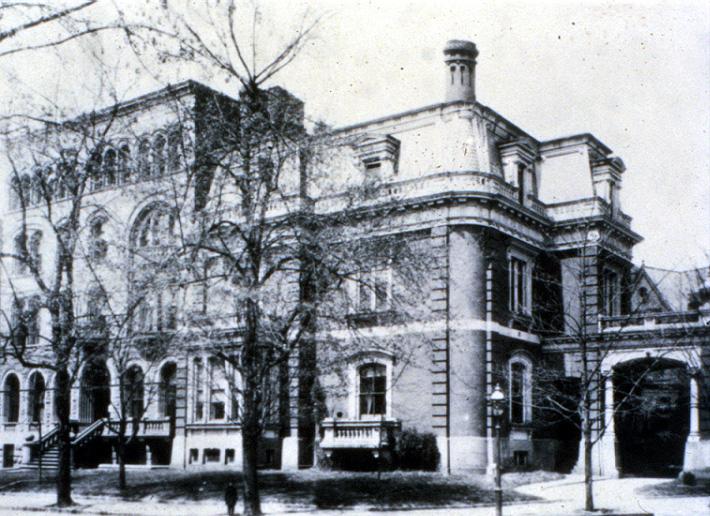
<box><xmin>225</xmin><ymin>480</ymin><xmax>239</xmax><ymax>516</ymax></box>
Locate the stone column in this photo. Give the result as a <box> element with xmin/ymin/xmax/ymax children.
<box><xmin>599</xmin><ymin>373</ymin><xmax>618</xmax><ymax>477</ymax></box>
<box><xmin>683</xmin><ymin>372</ymin><xmax>703</xmax><ymax>471</ymax></box>
<box><xmin>145</xmin><ymin>443</ymin><xmax>152</xmax><ymax>466</ymax></box>
<box><xmin>688</xmin><ymin>374</ymin><xmax>700</xmax><ymax>441</ymax></box>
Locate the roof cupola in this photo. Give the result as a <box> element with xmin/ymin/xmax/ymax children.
<box><xmin>443</xmin><ymin>39</ymin><xmax>478</xmax><ymax>103</ymax></box>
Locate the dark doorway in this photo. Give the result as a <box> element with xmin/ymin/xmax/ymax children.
<box><xmin>614</xmin><ymin>359</ymin><xmax>689</xmax><ymax>477</ymax></box>
<box><xmin>2</xmin><ymin>444</ymin><xmax>14</xmax><ymax>468</ymax></box>
<box><xmin>80</xmin><ymin>361</ymin><xmax>111</xmax><ymax>422</ymax></box>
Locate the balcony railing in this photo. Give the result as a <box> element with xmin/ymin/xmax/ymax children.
<box><xmin>320</xmin><ymin>417</ymin><xmax>401</xmax><ymax>450</ymax></box>
<box><xmin>600</xmin><ymin>310</ymin><xmax>709</xmax><ymax>331</ymax></box>
<box><xmin>104</xmin><ymin>417</ymin><xmax>173</xmax><ymax>438</ymax></box>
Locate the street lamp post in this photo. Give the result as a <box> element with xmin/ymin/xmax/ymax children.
<box><xmin>490</xmin><ymin>383</ymin><xmax>506</xmax><ymax>516</ymax></box>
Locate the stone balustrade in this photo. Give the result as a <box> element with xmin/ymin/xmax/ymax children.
<box><xmin>320</xmin><ymin>417</ymin><xmax>401</xmax><ymax>450</ymax></box>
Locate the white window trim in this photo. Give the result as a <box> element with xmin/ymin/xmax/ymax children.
<box><xmin>348</xmin><ymin>267</ymin><xmax>393</xmax><ymax>314</ymax></box>
<box><xmin>602</xmin><ymin>267</ymin><xmax>622</xmax><ymax>316</ymax></box>
<box><xmin>507</xmin><ymin>247</ymin><xmax>533</xmax><ymax>315</ymax></box>
<box><xmin>508</xmin><ymin>353</ymin><xmax>533</xmax><ymax>425</ymax></box>
<box><xmin>347</xmin><ymin>351</ymin><xmax>394</xmax><ymax>420</ymax></box>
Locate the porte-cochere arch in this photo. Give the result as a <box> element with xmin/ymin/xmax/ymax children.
<box><xmin>612</xmin><ymin>357</ymin><xmax>690</xmax><ymax>477</ymax></box>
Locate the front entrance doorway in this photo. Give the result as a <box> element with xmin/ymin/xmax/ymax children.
<box><xmin>80</xmin><ymin>361</ymin><xmax>111</xmax><ymax>422</ymax></box>
<box><xmin>614</xmin><ymin>358</ymin><xmax>689</xmax><ymax>477</ymax></box>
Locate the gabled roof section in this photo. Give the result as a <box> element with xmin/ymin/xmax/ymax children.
<box><xmin>643</xmin><ymin>265</ymin><xmax>710</xmax><ymax>312</ymax></box>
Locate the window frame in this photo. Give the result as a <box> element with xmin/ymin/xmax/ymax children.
<box><xmin>508</xmin><ymin>353</ymin><xmax>533</xmax><ymax>425</ymax></box>
<box><xmin>349</xmin><ymin>267</ymin><xmax>392</xmax><ymax>314</ymax></box>
<box><xmin>507</xmin><ymin>247</ymin><xmax>533</xmax><ymax>316</ymax></box>
<box><xmin>602</xmin><ymin>268</ymin><xmax>621</xmax><ymax>316</ymax></box>
<box><xmin>347</xmin><ymin>352</ymin><xmax>394</xmax><ymax>420</ymax></box>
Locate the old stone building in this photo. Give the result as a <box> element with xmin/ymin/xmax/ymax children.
<box><xmin>0</xmin><ymin>40</ymin><xmax>707</xmax><ymax>477</ymax></box>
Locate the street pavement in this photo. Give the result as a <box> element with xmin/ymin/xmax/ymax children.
<box><xmin>0</xmin><ymin>475</ymin><xmax>706</xmax><ymax>515</ymax></box>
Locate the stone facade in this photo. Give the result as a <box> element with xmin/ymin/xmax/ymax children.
<box><xmin>0</xmin><ymin>40</ymin><xmax>708</xmax><ymax>476</ymax></box>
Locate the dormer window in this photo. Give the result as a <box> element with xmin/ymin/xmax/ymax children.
<box><xmin>363</xmin><ymin>157</ymin><xmax>381</xmax><ymax>172</ymax></box>
<box><xmin>354</xmin><ymin>134</ymin><xmax>400</xmax><ymax>176</ymax></box>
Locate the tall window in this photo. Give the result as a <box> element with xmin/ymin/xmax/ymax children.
<box><xmin>21</xmin><ymin>174</ymin><xmax>31</xmax><ymax>206</ymax></box>
<box><xmin>28</xmin><ymin>372</ymin><xmax>46</xmax><ymax>423</ymax></box>
<box><xmin>103</xmin><ymin>148</ymin><xmax>117</xmax><ymax>186</ymax></box>
<box><xmin>193</xmin><ymin>358</ymin><xmax>204</xmax><ymax>421</ymax></box>
<box><xmin>138</xmin><ymin>138</ymin><xmax>150</xmax><ymax>177</ymax></box>
<box><xmin>14</xmin><ymin>297</ymin><xmax>41</xmax><ymax>346</ymax></box>
<box><xmin>358</xmin><ymin>363</ymin><xmax>386</xmax><ymax>417</ymax></box>
<box><xmin>159</xmin><ymin>362</ymin><xmax>177</xmax><ymax>419</ymax></box>
<box><xmin>88</xmin><ymin>151</ymin><xmax>103</xmax><ymax>191</ymax></box>
<box><xmin>135</xmin><ymin>209</ymin><xmax>176</xmax><ymax>249</ymax></box>
<box><xmin>509</xmin><ymin>356</ymin><xmax>532</xmax><ymax>425</ymax></box>
<box><xmin>152</xmin><ymin>135</ymin><xmax>166</xmax><ymax>176</ymax></box>
<box><xmin>602</xmin><ymin>269</ymin><xmax>620</xmax><ymax>316</ymax></box>
<box><xmin>509</xmin><ymin>256</ymin><xmax>529</xmax><ymax>314</ymax></box>
<box><xmin>208</xmin><ymin>357</ymin><xmax>225</xmax><ymax>421</ymax></box>
<box><xmin>14</xmin><ymin>234</ymin><xmax>27</xmax><ymax>274</ymax></box>
<box><xmin>9</xmin><ymin>177</ymin><xmax>21</xmax><ymax>209</ymax></box>
<box><xmin>167</xmin><ymin>129</ymin><xmax>181</xmax><ymax>172</ymax></box>
<box><xmin>118</xmin><ymin>144</ymin><xmax>131</xmax><ymax>183</ymax></box>
<box><xmin>31</xmin><ymin>171</ymin><xmax>43</xmax><ymax>205</ymax></box>
<box><xmin>3</xmin><ymin>374</ymin><xmax>20</xmax><ymax>423</ymax></box>
<box><xmin>89</xmin><ymin>217</ymin><xmax>108</xmax><ymax>262</ymax></box>
<box><xmin>131</xmin><ymin>206</ymin><xmax>179</xmax><ymax>334</ymax></box>
<box><xmin>355</xmin><ymin>268</ymin><xmax>391</xmax><ymax>312</ymax></box>
<box><xmin>29</xmin><ymin>230</ymin><xmax>42</xmax><ymax>274</ymax></box>
<box><xmin>122</xmin><ymin>366</ymin><xmax>144</xmax><ymax>421</ymax></box>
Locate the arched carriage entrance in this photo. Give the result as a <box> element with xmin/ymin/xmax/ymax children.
<box><xmin>613</xmin><ymin>358</ymin><xmax>689</xmax><ymax>477</ymax></box>
<box><xmin>80</xmin><ymin>361</ymin><xmax>110</xmax><ymax>422</ymax></box>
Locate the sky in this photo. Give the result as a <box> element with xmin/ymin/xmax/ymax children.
<box><xmin>1</xmin><ymin>0</ymin><xmax>708</xmax><ymax>270</ymax></box>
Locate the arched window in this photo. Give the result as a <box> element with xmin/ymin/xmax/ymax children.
<box><xmin>138</xmin><ymin>138</ymin><xmax>150</xmax><ymax>178</ymax></box>
<box><xmin>103</xmin><ymin>148</ymin><xmax>117</xmax><ymax>186</ymax></box>
<box><xmin>3</xmin><ymin>374</ymin><xmax>20</xmax><ymax>423</ymax></box>
<box><xmin>358</xmin><ymin>363</ymin><xmax>386</xmax><ymax>417</ymax></box>
<box><xmin>509</xmin><ymin>355</ymin><xmax>533</xmax><ymax>425</ymax></box>
<box><xmin>131</xmin><ymin>206</ymin><xmax>179</xmax><ymax>333</ymax></box>
<box><xmin>21</xmin><ymin>174</ymin><xmax>31</xmax><ymax>206</ymax></box>
<box><xmin>118</xmin><ymin>144</ymin><xmax>131</xmax><ymax>183</ymax></box>
<box><xmin>9</xmin><ymin>176</ymin><xmax>21</xmax><ymax>209</ymax></box>
<box><xmin>133</xmin><ymin>207</ymin><xmax>176</xmax><ymax>250</ymax></box>
<box><xmin>88</xmin><ymin>216</ymin><xmax>108</xmax><ymax>262</ymax></box>
<box><xmin>28</xmin><ymin>372</ymin><xmax>46</xmax><ymax>423</ymax></box>
<box><xmin>80</xmin><ymin>361</ymin><xmax>110</xmax><ymax>422</ymax></box>
<box><xmin>31</xmin><ymin>170</ymin><xmax>43</xmax><ymax>205</ymax></box>
<box><xmin>87</xmin><ymin>151</ymin><xmax>103</xmax><ymax>191</ymax></box>
<box><xmin>29</xmin><ymin>230</ymin><xmax>42</xmax><ymax>274</ymax></box>
<box><xmin>14</xmin><ymin>233</ymin><xmax>27</xmax><ymax>274</ymax></box>
<box><xmin>152</xmin><ymin>135</ymin><xmax>166</xmax><ymax>177</ymax></box>
<box><xmin>167</xmin><ymin>129</ymin><xmax>181</xmax><ymax>172</ymax></box>
<box><xmin>122</xmin><ymin>365</ymin><xmax>144</xmax><ymax>420</ymax></box>
<box><xmin>159</xmin><ymin>362</ymin><xmax>177</xmax><ymax>419</ymax></box>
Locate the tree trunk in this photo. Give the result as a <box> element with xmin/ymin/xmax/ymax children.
<box><xmin>241</xmin><ymin>415</ymin><xmax>261</xmax><ymax>516</ymax></box>
<box><xmin>117</xmin><ymin>420</ymin><xmax>126</xmax><ymax>490</ymax></box>
<box><xmin>583</xmin><ymin>403</ymin><xmax>594</xmax><ymax>511</ymax></box>
<box><xmin>55</xmin><ymin>368</ymin><xmax>73</xmax><ymax>507</ymax></box>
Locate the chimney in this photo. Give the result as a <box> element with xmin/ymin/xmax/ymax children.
<box><xmin>443</xmin><ymin>40</ymin><xmax>478</xmax><ymax>103</ymax></box>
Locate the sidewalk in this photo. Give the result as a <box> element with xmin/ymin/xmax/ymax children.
<box><xmin>0</xmin><ymin>475</ymin><xmax>707</xmax><ymax>515</ymax></box>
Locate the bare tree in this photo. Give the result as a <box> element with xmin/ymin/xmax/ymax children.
<box><xmin>0</xmin><ymin>100</ymin><xmax>126</xmax><ymax>505</ymax></box>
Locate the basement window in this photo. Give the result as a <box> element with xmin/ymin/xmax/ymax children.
<box><xmin>203</xmin><ymin>448</ymin><xmax>220</xmax><ymax>463</ymax></box>
<box><xmin>513</xmin><ymin>450</ymin><xmax>529</xmax><ymax>467</ymax></box>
